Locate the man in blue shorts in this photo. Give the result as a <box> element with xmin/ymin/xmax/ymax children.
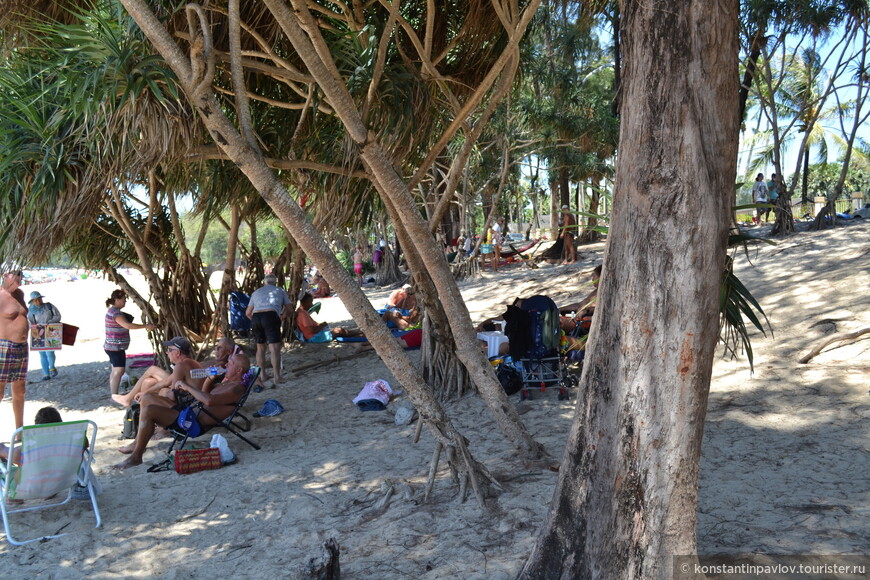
<box><xmin>245</xmin><ymin>274</ymin><xmax>291</xmax><ymax>385</ymax></box>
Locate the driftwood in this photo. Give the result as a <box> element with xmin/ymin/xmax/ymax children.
<box><xmin>295</xmin><ymin>538</ymin><xmax>340</xmax><ymax>580</ymax></box>
<box><xmin>799</xmin><ymin>327</ymin><xmax>870</xmax><ymax>364</ymax></box>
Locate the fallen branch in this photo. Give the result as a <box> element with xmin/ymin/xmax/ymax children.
<box><xmin>292</xmin><ymin>350</ymin><xmax>371</xmax><ymax>373</ymax></box>
<box><xmin>799</xmin><ymin>327</ymin><xmax>870</xmax><ymax>364</ymax></box>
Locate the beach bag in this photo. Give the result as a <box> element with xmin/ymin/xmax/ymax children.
<box><xmin>122</xmin><ymin>403</ymin><xmax>140</xmax><ymax>439</ymax></box>
<box><xmin>174</xmin><ymin>448</ymin><xmax>222</xmax><ymax>474</ymax></box>
<box><xmin>496</xmin><ymin>363</ymin><xmax>523</xmax><ymax>396</ymax></box>
<box><xmin>352</xmin><ymin>379</ymin><xmax>393</xmax><ymax>411</ymax></box>
<box><xmin>61</xmin><ymin>323</ymin><xmax>79</xmax><ymax>346</ymax></box>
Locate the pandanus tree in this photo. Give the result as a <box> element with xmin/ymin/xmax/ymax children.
<box><xmin>102</xmin><ymin>0</ymin><xmax>554</xmax><ymax>504</ymax></box>
<box><xmin>0</xmin><ymin>7</ymin><xmax>221</xmax><ymax>357</ymax></box>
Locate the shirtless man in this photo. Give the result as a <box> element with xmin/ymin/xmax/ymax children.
<box><xmin>113</xmin><ymin>352</ymin><xmax>251</xmax><ymax>470</ymax></box>
<box><xmin>0</xmin><ymin>270</ymin><xmax>29</xmax><ymax>429</ymax></box>
<box><xmin>385</xmin><ymin>284</ymin><xmax>417</xmax><ymax>313</ymax></box>
<box><xmin>295</xmin><ymin>293</ymin><xmax>362</xmax><ymax>342</ymax></box>
<box><xmin>111</xmin><ymin>336</ymin><xmax>204</xmax><ymax>407</ymax></box>
<box><xmin>559</xmin><ymin>205</ymin><xmax>577</xmax><ymax>265</ymax></box>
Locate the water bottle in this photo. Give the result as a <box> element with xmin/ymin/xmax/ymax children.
<box><xmin>189</xmin><ymin>366</ymin><xmax>226</xmax><ymax>379</ymax></box>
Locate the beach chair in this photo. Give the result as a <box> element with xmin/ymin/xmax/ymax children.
<box><xmin>504</xmin><ymin>295</ymin><xmax>577</xmax><ymax>401</ymax></box>
<box><xmin>169</xmin><ymin>366</ymin><xmax>262</xmax><ymax>452</ymax></box>
<box><xmin>0</xmin><ymin>420</ymin><xmax>101</xmax><ymax>545</ymax></box>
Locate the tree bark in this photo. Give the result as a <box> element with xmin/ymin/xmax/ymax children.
<box><xmin>520</xmin><ymin>1</ymin><xmax>738</xmax><ymax>577</ymax></box>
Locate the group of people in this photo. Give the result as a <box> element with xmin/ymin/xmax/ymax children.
<box><xmin>113</xmin><ymin>345</ymin><xmax>252</xmax><ymax>470</ymax></box>
<box><xmin>295</xmin><ymin>282</ymin><xmax>421</xmax><ymax>347</ymax></box>
<box><xmin>93</xmin><ymin>284</ymin><xmax>260</xmax><ymax>470</ymax></box>
<box><xmin>752</xmin><ymin>172</ymin><xmax>781</xmax><ymax>224</ymax></box>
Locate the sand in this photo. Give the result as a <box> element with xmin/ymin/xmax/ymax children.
<box><xmin>0</xmin><ymin>220</ymin><xmax>867</xmax><ymax>577</ymax></box>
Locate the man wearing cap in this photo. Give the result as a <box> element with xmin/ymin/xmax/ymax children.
<box><xmin>0</xmin><ymin>270</ymin><xmax>29</xmax><ymax>429</ymax></box>
<box><xmin>26</xmin><ymin>291</ymin><xmax>62</xmax><ymax>380</ymax></box>
<box><xmin>559</xmin><ymin>205</ymin><xmax>577</xmax><ymax>265</ymax></box>
<box><xmin>245</xmin><ymin>274</ymin><xmax>291</xmax><ymax>386</ymax></box>
<box><xmin>111</xmin><ymin>336</ymin><xmax>205</xmax><ymax>407</ymax></box>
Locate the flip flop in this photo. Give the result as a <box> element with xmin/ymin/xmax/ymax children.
<box><xmin>147</xmin><ymin>458</ymin><xmax>173</xmax><ymax>473</ymax></box>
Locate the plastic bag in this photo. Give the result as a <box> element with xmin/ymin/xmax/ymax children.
<box><xmin>210</xmin><ymin>433</ymin><xmax>236</xmax><ymax>464</ymax></box>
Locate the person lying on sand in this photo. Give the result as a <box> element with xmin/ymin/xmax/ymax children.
<box><xmin>111</xmin><ymin>337</ymin><xmax>205</xmax><ymax>407</ymax></box>
<box><xmin>354</xmin><ymin>328</ymin><xmax>423</xmax><ymax>352</ymax></box>
<box><xmin>295</xmin><ymin>293</ymin><xmax>363</xmax><ymax>342</ymax></box>
<box><xmin>112</xmin><ymin>352</ymin><xmax>251</xmax><ymax>470</ymax></box>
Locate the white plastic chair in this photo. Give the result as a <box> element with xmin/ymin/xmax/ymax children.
<box><xmin>0</xmin><ymin>420</ymin><xmax>101</xmax><ymax>545</ymax></box>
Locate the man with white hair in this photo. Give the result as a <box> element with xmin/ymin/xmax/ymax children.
<box><xmin>246</xmin><ymin>273</ymin><xmax>291</xmax><ymax>385</ymax></box>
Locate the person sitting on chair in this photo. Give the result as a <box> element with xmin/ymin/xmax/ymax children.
<box><xmin>112</xmin><ymin>352</ymin><xmax>251</xmax><ymax>470</ymax></box>
<box><xmin>111</xmin><ymin>337</ymin><xmax>205</xmax><ymax>408</ymax></box>
<box><xmin>295</xmin><ymin>293</ymin><xmax>362</xmax><ymax>342</ymax></box>
<box><xmin>0</xmin><ymin>406</ymin><xmax>64</xmax><ymax>463</ymax></box>
<box><xmin>559</xmin><ymin>265</ymin><xmax>601</xmax><ymax>333</ymax></box>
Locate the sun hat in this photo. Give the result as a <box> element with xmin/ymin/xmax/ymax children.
<box><xmin>561</xmin><ymin>204</ymin><xmax>570</xmax><ymax>210</ymax></box>
<box><xmin>253</xmin><ymin>399</ymin><xmax>284</xmax><ymax>417</ymax></box>
<box><xmin>28</xmin><ymin>291</ymin><xmax>45</xmax><ymax>302</ymax></box>
<box><xmin>162</xmin><ymin>336</ymin><xmax>192</xmax><ymax>355</ymax></box>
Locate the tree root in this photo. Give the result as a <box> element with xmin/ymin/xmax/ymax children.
<box><xmin>422</xmin><ymin>436</ymin><xmax>503</xmax><ymax>506</ymax></box>
<box><xmin>799</xmin><ymin>327</ymin><xmax>870</xmax><ymax>364</ymax></box>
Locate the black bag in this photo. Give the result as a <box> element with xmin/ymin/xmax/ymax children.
<box><xmin>122</xmin><ymin>403</ymin><xmax>140</xmax><ymax>439</ymax></box>
<box><xmin>496</xmin><ymin>363</ymin><xmax>523</xmax><ymax>396</ymax></box>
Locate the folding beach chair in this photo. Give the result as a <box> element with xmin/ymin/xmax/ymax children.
<box><xmin>0</xmin><ymin>420</ymin><xmax>101</xmax><ymax>545</ymax></box>
<box><xmin>169</xmin><ymin>366</ymin><xmax>262</xmax><ymax>453</ymax></box>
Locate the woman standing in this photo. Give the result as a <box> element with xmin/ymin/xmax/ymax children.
<box><xmin>26</xmin><ymin>291</ymin><xmax>61</xmax><ymax>381</ymax></box>
<box><xmin>104</xmin><ymin>289</ymin><xmax>154</xmax><ymax>395</ymax></box>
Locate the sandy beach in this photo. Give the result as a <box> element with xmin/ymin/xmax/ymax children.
<box><xmin>0</xmin><ymin>220</ymin><xmax>867</xmax><ymax>578</ymax></box>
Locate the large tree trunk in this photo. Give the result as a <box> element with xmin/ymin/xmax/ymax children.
<box><xmin>520</xmin><ymin>1</ymin><xmax>738</xmax><ymax>577</ymax></box>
